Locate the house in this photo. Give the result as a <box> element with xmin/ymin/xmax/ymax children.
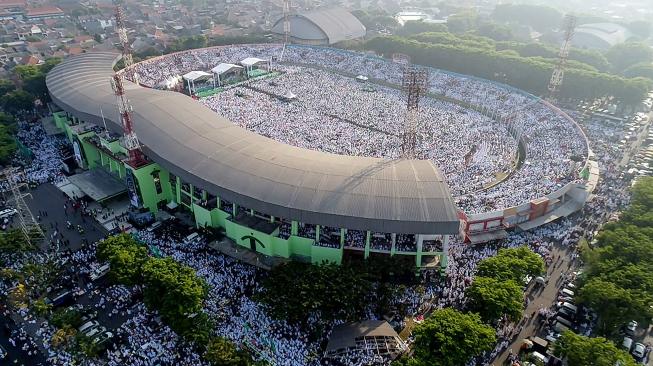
<box><xmin>18</xmin><ymin>54</ymin><xmax>41</xmax><ymax>65</ymax></box>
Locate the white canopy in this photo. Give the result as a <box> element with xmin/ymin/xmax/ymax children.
<box><xmin>182</xmin><ymin>70</ymin><xmax>212</xmax><ymax>82</ymax></box>
<box><xmin>211</xmin><ymin>63</ymin><xmax>243</xmax><ymax>75</ymax></box>
<box><xmin>356</xmin><ymin>75</ymin><xmax>368</xmax><ymax>81</ymax></box>
<box><xmin>240</xmin><ymin>57</ymin><xmax>269</xmax><ymax>67</ymax></box>
<box><xmin>283</xmin><ymin>90</ymin><xmax>297</xmax><ymax>100</ymax></box>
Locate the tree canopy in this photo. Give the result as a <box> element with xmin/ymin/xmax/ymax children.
<box><xmin>577</xmin><ymin>177</ymin><xmax>653</xmax><ymax>336</ymax></box>
<box><xmin>204</xmin><ymin>337</ymin><xmax>254</xmax><ymax>366</ymax></box>
<box><xmin>96</xmin><ymin>233</ymin><xmax>148</xmax><ymax>285</ymax></box>
<box><xmin>465</xmin><ymin>276</ymin><xmax>523</xmax><ymax>323</ymax></box>
<box><xmin>491</xmin><ymin>4</ymin><xmax>562</xmax><ymax>32</ymax></box>
<box><xmin>400</xmin><ymin>308</ymin><xmax>496</xmax><ymax>366</ymax></box>
<box><xmin>475</xmin><ymin>246</ymin><xmax>544</xmax><ymax>283</ymax></box>
<box><xmin>553</xmin><ymin>331</ymin><xmax>638</xmax><ymax>366</ymax></box>
<box><xmin>606</xmin><ymin>42</ymin><xmax>653</xmax><ymax>74</ymax></box>
<box><xmin>364</xmin><ymin>35</ymin><xmax>650</xmax><ymax>104</ymax></box>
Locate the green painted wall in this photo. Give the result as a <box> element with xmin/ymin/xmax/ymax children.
<box><xmin>131</xmin><ymin>163</ymin><xmax>173</xmax><ymax>213</ymax></box>
<box><xmin>311</xmin><ymin>245</ymin><xmax>342</xmax><ymax>264</ymax></box>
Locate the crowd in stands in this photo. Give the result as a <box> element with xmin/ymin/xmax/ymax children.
<box><xmin>130</xmin><ymin>44</ymin><xmax>588</xmax><ymax>214</ymax></box>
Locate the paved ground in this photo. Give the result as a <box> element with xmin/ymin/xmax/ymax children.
<box><xmin>0</xmin><ymin>183</ymin><xmax>109</xmax><ymax>364</ymax></box>
<box><xmin>492</xmin><ymin>244</ymin><xmax>576</xmax><ymax>366</ymax></box>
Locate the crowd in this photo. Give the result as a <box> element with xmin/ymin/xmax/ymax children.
<box><xmin>131</xmin><ymin>44</ymin><xmax>588</xmax><ymax>214</ymax></box>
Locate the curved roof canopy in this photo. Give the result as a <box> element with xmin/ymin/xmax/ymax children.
<box><xmin>46</xmin><ymin>51</ymin><xmax>459</xmax><ymax>234</ymax></box>
<box><xmin>272</xmin><ymin>7</ymin><xmax>366</xmax><ymax>44</ymax></box>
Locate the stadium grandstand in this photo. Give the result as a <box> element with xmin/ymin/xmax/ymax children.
<box><xmin>45</xmin><ymin>44</ymin><xmax>598</xmax><ymax>269</ymax></box>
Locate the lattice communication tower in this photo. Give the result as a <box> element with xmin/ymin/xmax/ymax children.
<box><xmin>110</xmin><ymin>74</ymin><xmax>147</xmax><ymax>168</ymax></box>
<box><xmin>0</xmin><ymin>168</ymin><xmax>44</xmax><ymax>246</ymax></box>
<box><xmin>547</xmin><ymin>14</ymin><xmax>577</xmax><ymax>102</ymax></box>
<box><xmin>401</xmin><ymin>67</ymin><xmax>428</xmax><ymax>159</ymax></box>
<box><xmin>114</xmin><ymin>0</ymin><xmax>138</xmax><ymax>84</ymax></box>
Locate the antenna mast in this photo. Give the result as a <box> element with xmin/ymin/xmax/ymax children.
<box><xmin>547</xmin><ymin>14</ymin><xmax>577</xmax><ymax>102</ymax></box>
<box><xmin>398</xmin><ymin>55</ymin><xmax>427</xmax><ymax>159</ymax></box>
<box><xmin>114</xmin><ymin>0</ymin><xmax>138</xmax><ymax>84</ymax></box>
<box><xmin>110</xmin><ymin>74</ymin><xmax>147</xmax><ymax>168</ymax></box>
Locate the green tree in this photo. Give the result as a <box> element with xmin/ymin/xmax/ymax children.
<box><xmin>576</xmin><ymin>278</ymin><xmax>652</xmax><ymax>336</ymax></box>
<box><xmin>97</xmin><ymin>233</ymin><xmax>148</xmax><ymax>285</ymax></box>
<box><xmin>0</xmin><ymin>124</ymin><xmax>17</xmax><ymax>165</ymax></box>
<box><xmin>476</xmin><ymin>246</ymin><xmax>544</xmax><ymax>282</ymax></box>
<box><xmin>0</xmin><ymin>79</ymin><xmax>16</xmax><ymax>95</ymax></box>
<box><xmin>408</xmin><ymin>308</ymin><xmax>496</xmax><ymax>366</ymax></box>
<box><xmin>0</xmin><ymin>229</ymin><xmax>32</xmax><ymax>252</ymax></box>
<box><xmin>141</xmin><ymin>257</ymin><xmax>208</xmax><ymax>323</ymax></box>
<box><xmin>466</xmin><ymin>276</ymin><xmax>523</xmax><ymax>323</ymax></box>
<box><xmin>553</xmin><ymin>331</ymin><xmax>638</xmax><ymax>366</ymax></box>
<box><xmin>624</xmin><ymin>62</ymin><xmax>653</xmax><ymax>81</ymax></box>
<box><xmin>1</xmin><ymin>89</ymin><xmax>34</xmax><ymax>113</ymax></box>
<box><xmin>256</xmin><ymin>261</ymin><xmax>373</xmax><ymax>325</ymax></box>
<box><xmin>398</xmin><ymin>20</ymin><xmax>448</xmax><ymax>36</ymax></box>
<box><xmin>492</xmin><ymin>4</ymin><xmax>562</xmax><ymax>32</ymax></box>
<box><xmin>204</xmin><ymin>337</ymin><xmax>252</xmax><ymax>366</ymax></box>
<box><xmin>476</xmin><ymin>22</ymin><xmax>513</xmax><ymax>41</ymax></box>
<box><xmin>606</xmin><ymin>42</ymin><xmax>653</xmax><ymax>74</ymax></box>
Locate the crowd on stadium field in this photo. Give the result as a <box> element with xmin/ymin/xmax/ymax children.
<box><xmin>130</xmin><ymin>44</ymin><xmax>588</xmax><ymax>214</ymax></box>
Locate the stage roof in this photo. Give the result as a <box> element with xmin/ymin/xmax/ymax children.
<box><xmin>46</xmin><ymin>50</ymin><xmax>460</xmax><ymax>234</ymax></box>
<box><xmin>182</xmin><ymin>70</ymin><xmax>211</xmax><ymax>82</ymax></box>
<box><xmin>240</xmin><ymin>57</ymin><xmax>268</xmax><ymax>67</ymax></box>
<box><xmin>326</xmin><ymin>320</ymin><xmax>399</xmax><ymax>352</ymax></box>
<box><xmin>211</xmin><ymin>63</ymin><xmax>242</xmax><ymax>75</ymax></box>
<box><xmin>67</xmin><ymin>168</ymin><xmax>126</xmax><ymax>202</ymax></box>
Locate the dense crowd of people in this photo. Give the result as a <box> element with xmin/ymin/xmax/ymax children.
<box><xmin>130</xmin><ymin>44</ymin><xmax>588</xmax><ymax>214</ymax></box>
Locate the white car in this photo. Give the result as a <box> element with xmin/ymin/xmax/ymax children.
<box><xmin>626</xmin><ymin>320</ymin><xmax>638</xmax><ymax>335</ymax></box>
<box><xmin>0</xmin><ymin>208</ymin><xmax>17</xmax><ymax>219</ymax></box>
<box><xmin>632</xmin><ymin>342</ymin><xmax>646</xmax><ymax>359</ymax></box>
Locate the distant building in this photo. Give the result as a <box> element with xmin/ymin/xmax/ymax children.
<box><xmin>573</xmin><ymin>23</ymin><xmax>633</xmax><ymax>50</ymax></box>
<box><xmin>25</xmin><ymin>6</ymin><xmax>65</xmax><ymax>21</ymax></box>
<box><xmin>271</xmin><ymin>7</ymin><xmax>366</xmax><ymax>45</ymax></box>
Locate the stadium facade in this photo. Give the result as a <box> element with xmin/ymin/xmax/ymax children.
<box><xmin>46</xmin><ymin>51</ymin><xmax>459</xmax><ymax>269</ymax></box>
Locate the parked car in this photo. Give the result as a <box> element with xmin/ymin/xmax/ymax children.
<box><xmin>90</xmin><ymin>263</ymin><xmax>110</xmax><ymax>282</ymax></box>
<box><xmin>632</xmin><ymin>342</ymin><xmax>646</xmax><ymax>359</ymax></box>
<box><xmin>78</xmin><ymin>320</ymin><xmax>100</xmax><ymax>335</ymax></box>
<box><xmin>0</xmin><ymin>208</ymin><xmax>17</xmax><ymax>219</ymax></box>
<box><xmin>626</xmin><ymin>320</ymin><xmax>638</xmax><ymax>336</ymax></box>
<box><xmin>84</xmin><ymin>326</ymin><xmax>106</xmax><ymax>338</ymax></box>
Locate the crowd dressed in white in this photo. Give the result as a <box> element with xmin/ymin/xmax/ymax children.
<box><xmin>131</xmin><ymin>44</ymin><xmax>588</xmax><ymax>214</ymax></box>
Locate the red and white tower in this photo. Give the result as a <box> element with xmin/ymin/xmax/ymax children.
<box><xmin>547</xmin><ymin>14</ymin><xmax>577</xmax><ymax>102</ymax></box>
<box><xmin>110</xmin><ymin>74</ymin><xmax>147</xmax><ymax>168</ymax></box>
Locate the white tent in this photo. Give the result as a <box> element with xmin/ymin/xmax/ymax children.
<box><xmin>182</xmin><ymin>71</ymin><xmax>212</xmax><ymax>95</ymax></box>
<box><xmin>283</xmin><ymin>90</ymin><xmax>297</xmax><ymax>100</ymax></box>
<box><xmin>240</xmin><ymin>57</ymin><xmax>271</xmax><ymax>76</ymax></box>
<box><xmin>211</xmin><ymin>63</ymin><xmax>243</xmax><ymax>86</ymax></box>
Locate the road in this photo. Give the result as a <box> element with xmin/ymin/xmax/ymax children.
<box><xmin>492</xmin><ymin>244</ymin><xmax>576</xmax><ymax>365</ymax></box>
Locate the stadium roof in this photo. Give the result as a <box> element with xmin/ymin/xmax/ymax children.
<box><xmin>46</xmin><ymin>51</ymin><xmax>460</xmax><ymax>234</ymax></box>
<box><xmin>272</xmin><ymin>7</ymin><xmax>366</xmax><ymax>44</ymax></box>
<box><xmin>573</xmin><ymin>23</ymin><xmax>632</xmax><ymax>49</ymax></box>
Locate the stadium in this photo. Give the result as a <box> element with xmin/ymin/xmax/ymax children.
<box><xmin>45</xmin><ymin>44</ymin><xmax>598</xmax><ymax>269</ymax></box>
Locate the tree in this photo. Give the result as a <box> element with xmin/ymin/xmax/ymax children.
<box><xmin>1</xmin><ymin>89</ymin><xmax>34</xmax><ymax>113</ymax></box>
<box><xmin>466</xmin><ymin>276</ymin><xmax>523</xmax><ymax>323</ymax></box>
<box><xmin>408</xmin><ymin>308</ymin><xmax>496</xmax><ymax>366</ymax></box>
<box><xmin>141</xmin><ymin>257</ymin><xmax>208</xmax><ymax>324</ymax></box>
<box><xmin>606</xmin><ymin>42</ymin><xmax>653</xmax><ymax>74</ymax></box>
<box><xmin>97</xmin><ymin>233</ymin><xmax>148</xmax><ymax>285</ymax></box>
<box><xmin>204</xmin><ymin>337</ymin><xmax>252</xmax><ymax>366</ymax></box>
<box><xmin>0</xmin><ymin>229</ymin><xmax>32</xmax><ymax>252</ymax></box>
<box><xmin>553</xmin><ymin>331</ymin><xmax>638</xmax><ymax>366</ymax></box>
<box><xmin>476</xmin><ymin>22</ymin><xmax>513</xmax><ymax>41</ymax></box>
<box><xmin>475</xmin><ymin>246</ymin><xmax>544</xmax><ymax>283</ymax></box>
<box><xmin>624</xmin><ymin>62</ymin><xmax>653</xmax><ymax>80</ymax></box>
<box><xmin>576</xmin><ymin>278</ymin><xmax>652</xmax><ymax>336</ymax></box>
<box><xmin>256</xmin><ymin>261</ymin><xmax>373</xmax><ymax>325</ymax></box>
<box><xmin>398</xmin><ymin>20</ymin><xmax>448</xmax><ymax>36</ymax></box>
<box><xmin>0</xmin><ymin>124</ymin><xmax>17</xmax><ymax>165</ymax></box>
<box><xmin>0</xmin><ymin>79</ymin><xmax>16</xmax><ymax>95</ymax></box>
<box><xmin>492</xmin><ymin>4</ymin><xmax>562</xmax><ymax>33</ymax></box>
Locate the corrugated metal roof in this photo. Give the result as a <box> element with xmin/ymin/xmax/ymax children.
<box><xmin>272</xmin><ymin>7</ymin><xmax>366</xmax><ymax>44</ymax></box>
<box><xmin>45</xmin><ymin>51</ymin><xmax>460</xmax><ymax>234</ymax></box>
